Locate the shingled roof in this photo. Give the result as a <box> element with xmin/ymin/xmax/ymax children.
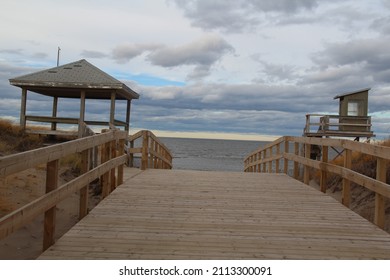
<box><xmin>9</xmin><ymin>59</ymin><xmax>139</xmax><ymax>100</ymax></box>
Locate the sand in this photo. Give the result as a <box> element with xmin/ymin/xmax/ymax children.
<box><xmin>0</xmin><ymin>166</ymin><xmax>100</xmax><ymax>259</ymax></box>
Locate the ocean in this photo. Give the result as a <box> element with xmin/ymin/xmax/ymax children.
<box><xmin>160</xmin><ymin>137</ymin><xmax>269</xmax><ymax>172</ymax></box>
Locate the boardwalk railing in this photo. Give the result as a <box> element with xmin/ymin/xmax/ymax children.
<box><xmin>244</xmin><ymin>136</ymin><xmax>390</xmax><ymax>229</ymax></box>
<box><xmin>128</xmin><ymin>130</ymin><xmax>172</xmax><ymax>170</ymax></box>
<box><xmin>0</xmin><ymin>129</ymin><xmax>128</xmax><ymax>251</ymax></box>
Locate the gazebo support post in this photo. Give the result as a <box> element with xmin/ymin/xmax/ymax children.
<box><xmin>51</xmin><ymin>97</ymin><xmax>58</xmax><ymax>131</ymax></box>
<box><xmin>20</xmin><ymin>88</ymin><xmax>27</xmax><ymax>131</ymax></box>
<box><xmin>125</xmin><ymin>99</ymin><xmax>131</xmax><ymax>133</ymax></box>
<box><xmin>110</xmin><ymin>91</ymin><xmax>116</xmax><ymax>129</ymax></box>
<box><xmin>78</xmin><ymin>91</ymin><xmax>86</xmax><ymax>138</ymax></box>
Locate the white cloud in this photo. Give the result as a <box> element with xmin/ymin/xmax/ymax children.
<box><xmin>1</xmin><ymin>0</ymin><xmax>390</xmax><ymax>139</ymax></box>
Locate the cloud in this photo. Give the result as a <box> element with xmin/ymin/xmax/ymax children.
<box><xmin>112</xmin><ymin>43</ymin><xmax>162</xmax><ymax>64</ymax></box>
<box><xmin>0</xmin><ymin>49</ymin><xmax>24</xmax><ymax>55</ymax></box>
<box><xmin>371</xmin><ymin>16</ymin><xmax>390</xmax><ymax>35</ymax></box>
<box><xmin>172</xmin><ymin>0</ymin><xmax>322</xmax><ymax>32</ymax></box>
<box><xmin>310</xmin><ymin>38</ymin><xmax>390</xmax><ymax>84</ymax></box>
<box><xmin>147</xmin><ymin>35</ymin><xmax>234</xmax><ymax>79</ymax></box>
<box><xmin>80</xmin><ymin>50</ymin><xmax>108</xmax><ymax>59</ymax></box>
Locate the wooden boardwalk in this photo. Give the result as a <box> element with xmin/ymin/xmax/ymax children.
<box><xmin>39</xmin><ymin>168</ymin><xmax>390</xmax><ymax>259</ymax></box>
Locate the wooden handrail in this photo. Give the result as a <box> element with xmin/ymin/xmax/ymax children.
<box><xmin>128</xmin><ymin>130</ymin><xmax>172</xmax><ymax>170</ymax></box>
<box><xmin>244</xmin><ymin>136</ymin><xmax>390</xmax><ymax>229</ymax></box>
<box><xmin>0</xmin><ymin>129</ymin><xmax>128</xmax><ymax>251</ymax></box>
<box><xmin>304</xmin><ymin>114</ymin><xmax>373</xmax><ymax>136</ymax></box>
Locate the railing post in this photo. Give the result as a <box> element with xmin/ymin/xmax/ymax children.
<box><xmin>141</xmin><ymin>130</ymin><xmax>149</xmax><ymax>170</ymax></box>
<box><xmin>101</xmin><ymin>141</ymin><xmax>111</xmax><ymax>198</ymax></box>
<box><xmin>262</xmin><ymin>150</ymin><xmax>266</xmax><ymax>173</ymax></box>
<box><xmin>342</xmin><ymin>149</ymin><xmax>352</xmax><ymax>207</ymax></box>
<box><xmin>320</xmin><ymin>145</ymin><xmax>328</xmax><ymax>193</ymax></box>
<box><xmin>128</xmin><ymin>138</ymin><xmax>134</xmax><ymax>167</ymax></box>
<box><xmin>79</xmin><ymin>149</ymin><xmax>89</xmax><ymax>220</ymax></box>
<box><xmin>118</xmin><ymin>138</ymin><xmax>125</xmax><ymax>185</ymax></box>
<box><xmin>375</xmin><ymin>158</ymin><xmax>386</xmax><ymax>229</ymax></box>
<box><xmin>293</xmin><ymin>142</ymin><xmax>299</xmax><ymax>179</ymax></box>
<box><xmin>252</xmin><ymin>154</ymin><xmax>257</xmax><ymax>172</ymax></box>
<box><xmin>110</xmin><ymin>139</ymin><xmax>116</xmax><ymax>192</ymax></box>
<box><xmin>268</xmin><ymin>147</ymin><xmax>272</xmax><ymax>173</ymax></box>
<box><xmin>283</xmin><ymin>138</ymin><xmax>289</xmax><ymax>174</ymax></box>
<box><xmin>43</xmin><ymin>159</ymin><xmax>59</xmax><ymax>251</ymax></box>
<box><xmin>275</xmin><ymin>143</ymin><xmax>280</xmax><ymax>173</ymax></box>
<box><xmin>304</xmin><ymin>143</ymin><xmax>311</xmax><ymax>184</ymax></box>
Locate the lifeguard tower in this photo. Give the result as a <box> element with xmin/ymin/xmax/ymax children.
<box><xmin>303</xmin><ymin>88</ymin><xmax>375</xmax><ymax>141</ymax></box>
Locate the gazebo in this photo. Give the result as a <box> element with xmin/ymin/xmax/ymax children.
<box><xmin>9</xmin><ymin>59</ymin><xmax>139</xmax><ymax>138</ymax></box>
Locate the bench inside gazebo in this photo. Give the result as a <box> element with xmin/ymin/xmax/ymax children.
<box><xmin>9</xmin><ymin>59</ymin><xmax>139</xmax><ymax>138</ymax></box>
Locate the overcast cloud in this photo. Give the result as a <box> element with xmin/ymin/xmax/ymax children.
<box><xmin>0</xmin><ymin>0</ymin><xmax>390</xmax><ymax>139</ymax></box>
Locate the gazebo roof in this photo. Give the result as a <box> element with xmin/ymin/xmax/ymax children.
<box><xmin>9</xmin><ymin>59</ymin><xmax>139</xmax><ymax>100</ymax></box>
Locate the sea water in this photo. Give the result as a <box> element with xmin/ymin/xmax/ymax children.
<box><xmin>161</xmin><ymin>137</ymin><xmax>269</xmax><ymax>172</ymax></box>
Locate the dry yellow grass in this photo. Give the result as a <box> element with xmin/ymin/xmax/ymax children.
<box><xmin>0</xmin><ymin>119</ymin><xmax>43</xmax><ymax>155</ymax></box>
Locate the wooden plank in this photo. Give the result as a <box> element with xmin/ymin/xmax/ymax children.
<box><xmin>20</xmin><ymin>88</ymin><xmax>27</xmax><ymax>130</ymax></box>
<box><xmin>79</xmin><ymin>149</ymin><xmax>89</xmax><ymax>220</ymax></box>
<box><xmin>342</xmin><ymin>149</ymin><xmax>352</xmax><ymax>207</ymax></box>
<box><xmin>78</xmin><ymin>90</ymin><xmax>86</xmax><ymax>138</ymax></box>
<box><xmin>0</xmin><ymin>129</ymin><xmax>127</xmax><ymax>177</ymax></box>
<box><xmin>141</xmin><ymin>130</ymin><xmax>148</xmax><ymax>170</ymax></box>
<box><xmin>26</xmin><ymin>115</ymin><xmax>79</xmax><ymax>124</ymax></box>
<box><xmin>0</xmin><ymin>155</ymin><xmax>127</xmax><ymax>240</ymax></box>
<box><xmin>320</xmin><ymin>145</ymin><xmax>328</xmax><ymax>193</ymax></box>
<box><xmin>375</xmin><ymin>158</ymin><xmax>387</xmax><ymax>229</ymax></box>
<box><xmin>43</xmin><ymin>159</ymin><xmax>59</xmax><ymax>251</ymax></box>
<box><xmin>39</xmin><ymin>169</ymin><xmax>390</xmax><ymax>260</ymax></box>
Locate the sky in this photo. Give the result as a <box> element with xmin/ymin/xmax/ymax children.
<box><xmin>1</xmin><ymin>0</ymin><xmax>390</xmax><ymax>140</ymax></box>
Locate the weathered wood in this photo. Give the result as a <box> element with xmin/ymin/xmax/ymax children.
<box><xmin>303</xmin><ymin>114</ymin><xmax>374</xmax><ymax>138</ymax></box>
<box><xmin>101</xmin><ymin>141</ymin><xmax>111</xmax><ymax>198</ymax></box>
<box><xmin>293</xmin><ymin>142</ymin><xmax>299</xmax><ymax>179</ymax></box>
<box><xmin>0</xmin><ymin>129</ymin><xmax>127</xmax><ymax>177</ymax></box>
<box><xmin>78</xmin><ymin>91</ymin><xmax>86</xmax><ymax>138</ymax></box>
<box><xmin>51</xmin><ymin>97</ymin><xmax>58</xmax><ymax>131</ymax></box>
<box><xmin>20</xmin><ymin>88</ymin><xmax>27</xmax><ymax>130</ymax></box>
<box><xmin>79</xmin><ymin>149</ymin><xmax>89</xmax><ymax>220</ymax></box>
<box><xmin>117</xmin><ymin>139</ymin><xmax>125</xmax><ymax>185</ymax></box>
<box><xmin>125</xmin><ymin>100</ymin><xmax>131</xmax><ymax>133</ymax></box>
<box><xmin>39</xmin><ymin>169</ymin><xmax>390</xmax><ymax>260</ymax></box>
<box><xmin>25</xmin><ymin>115</ymin><xmax>79</xmax><ymax>124</ymax></box>
<box><xmin>110</xmin><ymin>140</ymin><xmax>116</xmax><ymax>192</ymax></box>
<box><xmin>0</xmin><ymin>155</ymin><xmax>127</xmax><ymax>240</ymax></box>
<box><xmin>109</xmin><ymin>92</ymin><xmax>116</xmax><ymax>127</ymax></box>
<box><xmin>320</xmin><ymin>145</ymin><xmax>328</xmax><ymax>193</ymax></box>
<box><xmin>304</xmin><ymin>144</ymin><xmax>311</xmax><ymax>185</ymax></box>
<box><xmin>141</xmin><ymin>131</ymin><xmax>149</xmax><ymax>170</ymax></box>
<box><xmin>283</xmin><ymin>140</ymin><xmax>289</xmax><ymax>174</ymax></box>
<box><xmin>43</xmin><ymin>159</ymin><xmax>59</xmax><ymax>251</ymax></box>
<box><xmin>342</xmin><ymin>149</ymin><xmax>352</xmax><ymax>207</ymax></box>
<box><xmin>375</xmin><ymin>158</ymin><xmax>387</xmax><ymax>229</ymax></box>
<box><xmin>245</xmin><ymin>135</ymin><xmax>390</xmax><ymax>231</ymax></box>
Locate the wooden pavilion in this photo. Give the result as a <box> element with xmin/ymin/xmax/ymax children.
<box><xmin>9</xmin><ymin>59</ymin><xmax>139</xmax><ymax>138</ymax></box>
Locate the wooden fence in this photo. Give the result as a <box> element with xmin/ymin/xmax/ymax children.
<box><xmin>0</xmin><ymin>129</ymin><xmax>128</xmax><ymax>251</ymax></box>
<box><xmin>304</xmin><ymin>114</ymin><xmax>374</xmax><ymax>138</ymax></box>
<box><xmin>0</xmin><ymin>129</ymin><xmax>172</xmax><ymax>253</ymax></box>
<box><xmin>244</xmin><ymin>136</ymin><xmax>390</xmax><ymax>229</ymax></box>
<box><xmin>128</xmin><ymin>130</ymin><xmax>172</xmax><ymax>170</ymax></box>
